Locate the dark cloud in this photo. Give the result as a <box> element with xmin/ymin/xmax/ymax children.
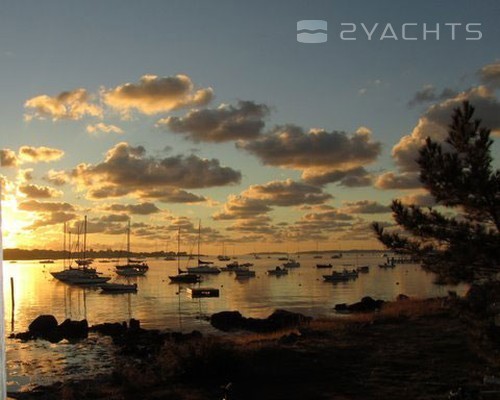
<box><xmin>28</xmin><ymin>211</ymin><xmax>77</xmax><ymax>229</ymax></box>
<box><xmin>18</xmin><ymin>200</ymin><xmax>76</xmax><ymax>213</ymax></box>
<box><xmin>375</xmin><ymin>171</ymin><xmax>421</xmax><ymax>190</ymax></box>
<box><xmin>393</xmin><ymin>85</ymin><xmax>500</xmax><ymax>172</ymax></box>
<box><xmin>478</xmin><ymin>62</ymin><xmax>500</xmax><ymax>89</ymax></box>
<box><xmin>244</xmin><ymin>179</ymin><xmax>332</xmax><ymax>206</ymax></box>
<box><xmin>105</xmin><ymin>202</ymin><xmax>161</xmax><ymax>215</ymax></box>
<box><xmin>159</xmin><ymin>101</ymin><xmax>270</xmax><ymax>142</ymax></box>
<box><xmin>98</xmin><ymin>214</ymin><xmax>131</xmax><ymax>223</ymax></box>
<box><xmin>341</xmin><ymin>200</ymin><xmax>390</xmax><ymax>214</ymax></box>
<box><xmin>18</xmin><ymin>184</ymin><xmax>62</xmax><ymax>199</ymax></box>
<box><xmin>303</xmin><ymin>166</ymin><xmax>373</xmax><ymax>187</ymax></box>
<box><xmin>103</xmin><ymin>74</ymin><xmax>213</xmax><ymax>116</ymax></box>
<box><xmin>408</xmin><ymin>85</ymin><xmax>458</xmax><ymax>107</ymax></box>
<box><xmin>399</xmin><ymin>192</ymin><xmax>436</xmax><ymax>207</ymax></box>
<box><xmin>213</xmin><ymin>179</ymin><xmax>331</xmax><ymax>220</ymax></box>
<box><xmin>71</xmin><ymin>142</ymin><xmax>241</xmax><ymax>200</ymax></box>
<box><xmin>226</xmin><ymin>216</ymin><xmax>277</xmax><ymax>235</ymax></box>
<box><xmin>213</xmin><ymin>196</ymin><xmax>272</xmax><ymax>220</ymax></box>
<box><xmin>237</xmin><ymin>125</ymin><xmax>381</xmax><ymax>179</ymax></box>
<box><xmin>1</xmin><ymin>149</ymin><xmax>18</xmax><ymax>167</ymax></box>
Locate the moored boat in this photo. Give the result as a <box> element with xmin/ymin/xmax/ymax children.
<box><xmin>100</xmin><ymin>283</ymin><xmax>138</xmax><ymax>292</ymax></box>
<box><xmin>267</xmin><ymin>266</ymin><xmax>288</xmax><ymax>276</ymax></box>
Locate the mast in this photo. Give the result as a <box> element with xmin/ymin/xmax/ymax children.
<box><xmin>83</xmin><ymin>216</ymin><xmax>87</xmax><ymax>261</ymax></box>
<box><xmin>197</xmin><ymin>220</ymin><xmax>201</xmax><ymax>267</ymax></box>
<box><xmin>63</xmin><ymin>222</ymin><xmax>66</xmax><ymax>269</ymax></box>
<box><xmin>127</xmin><ymin>219</ymin><xmax>131</xmax><ymax>259</ymax></box>
<box><xmin>177</xmin><ymin>227</ymin><xmax>181</xmax><ymax>273</ymax></box>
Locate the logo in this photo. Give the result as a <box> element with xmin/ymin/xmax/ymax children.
<box><xmin>297</xmin><ymin>20</ymin><xmax>328</xmax><ymax>43</ymax></box>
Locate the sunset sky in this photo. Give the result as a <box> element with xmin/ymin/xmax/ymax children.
<box><xmin>1</xmin><ymin>1</ymin><xmax>499</xmax><ymax>253</ymax></box>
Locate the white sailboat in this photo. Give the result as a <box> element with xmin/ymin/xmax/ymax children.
<box><xmin>51</xmin><ymin>218</ymin><xmax>110</xmax><ymax>285</ymax></box>
<box><xmin>187</xmin><ymin>221</ymin><xmax>221</xmax><ymax>274</ymax></box>
<box><xmin>169</xmin><ymin>228</ymin><xmax>202</xmax><ymax>283</ymax></box>
<box><xmin>116</xmin><ymin>219</ymin><xmax>148</xmax><ymax>276</ymax></box>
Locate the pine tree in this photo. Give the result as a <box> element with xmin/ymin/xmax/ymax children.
<box><xmin>373</xmin><ymin>101</ymin><xmax>500</xmax><ymax>283</ymax></box>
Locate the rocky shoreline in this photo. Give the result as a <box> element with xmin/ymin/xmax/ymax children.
<box><xmin>8</xmin><ymin>292</ymin><xmax>500</xmax><ymax>400</ymax></box>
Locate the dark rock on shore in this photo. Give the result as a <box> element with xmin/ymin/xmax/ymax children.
<box><xmin>59</xmin><ymin>319</ymin><xmax>88</xmax><ymax>339</ymax></box>
<box><xmin>335</xmin><ymin>296</ymin><xmax>385</xmax><ymax>313</ymax></box>
<box><xmin>29</xmin><ymin>315</ymin><xmax>58</xmax><ymax>334</ymax></box>
<box><xmin>211</xmin><ymin>309</ymin><xmax>312</xmax><ymax>332</ymax></box>
<box><xmin>12</xmin><ymin>315</ymin><xmax>89</xmax><ymax>343</ymax></box>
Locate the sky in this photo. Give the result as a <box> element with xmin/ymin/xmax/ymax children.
<box><xmin>0</xmin><ymin>0</ymin><xmax>499</xmax><ymax>254</ymax></box>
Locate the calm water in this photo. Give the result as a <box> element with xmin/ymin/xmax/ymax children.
<box><xmin>4</xmin><ymin>253</ymin><xmax>468</xmax><ymax>391</ymax></box>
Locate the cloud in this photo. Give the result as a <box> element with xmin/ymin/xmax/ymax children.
<box><xmin>28</xmin><ymin>211</ymin><xmax>77</xmax><ymax>230</ymax></box>
<box><xmin>213</xmin><ymin>179</ymin><xmax>331</xmax><ymax>220</ymax></box>
<box><xmin>97</xmin><ymin>214</ymin><xmax>131</xmax><ymax>223</ymax></box>
<box><xmin>237</xmin><ymin>124</ymin><xmax>381</xmax><ymax>180</ymax></box>
<box><xmin>18</xmin><ymin>183</ymin><xmax>62</xmax><ymax>199</ymax></box>
<box><xmin>399</xmin><ymin>191</ymin><xmax>436</xmax><ymax>207</ymax></box>
<box><xmin>374</xmin><ymin>171</ymin><xmax>421</xmax><ymax>190</ymax></box>
<box><xmin>243</xmin><ymin>179</ymin><xmax>332</xmax><ymax>206</ymax></box>
<box><xmin>226</xmin><ymin>216</ymin><xmax>277</xmax><ymax>235</ymax></box>
<box><xmin>0</xmin><ymin>149</ymin><xmax>19</xmax><ymax>167</ymax></box>
<box><xmin>133</xmin><ymin>188</ymin><xmax>206</xmax><ymax>203</ymax></box>
<box><xmin>45</xmin><ymin>169</ymin><xmax>70</xmax><ymax>186</ymax></box>
<box><xmin>18</xmin><ymin>200</ymin><xmax>75</xmax><ymax>213</ymax></box>
<box><xmin>158</xmin><ymin>100</ymin><xmax>270</xmax><ymax>142</ymax></box>
<box><xmin>17</xmin><ymin>169</ymin><xmax>33</xmax><ymax>183</ymax></box>
<box><xmin>103</xmin><ymin>74</ymin><xmax>213</xmax><ymax>116</ymax></box>
<box><xmin>478</xmin><ymin>61</ymin><xmax>500</xmax><ymax>89</ymax></box>
<box><xmin>104</xmin><ymin>202</ymin><xmax>161</xmax><ymax>215</ymax></box>
<box><xmin>392</xmin><ymin>85</ymin><xmax>500</xmax><ymax>172</ymax></box>
<box><xmin>86</xmin><ymin>123</ymin><xmax>124</xmax><ymax>135</ymax></box>
<box><xmin>25</xmin><ymin>88</ymin><xmax>102</xmax><ymax>121</ymax></box>
<box><xmin>303</xmin><ymin>166</ymin><xmax>373</xmax><ymax>187</ymax></box>
<box><xmin>18</xmin><ymin>146</ymin><xmax>64</xmax><ymax>163</ymax></box>
<box><xmin>71</xmin><ymin>142</ymin><xmax>240</xmax><ymax>200</ymax></box>
<box><xmin>336</xmin><ymin>221</ymin><xmax>380</xmax><ymax>241</ymax></box>
<box><xmin>213</xmin><ymin>195</ymin><xmax>272</xmax><ymax>220</ymax></box>
<box><xmin>408</xmin><ymin>85</ymin><xmax>458</xmax><ymax>107</ymax></box>
<box><xmin>341</xmin><ymin>200</ymin><xmax>390</xmax><ymax>214</ymax></box>
<box><xmin>290</xmin><ymin>208</ymin><xmax>356</xmax><ymax>240</ymax></box>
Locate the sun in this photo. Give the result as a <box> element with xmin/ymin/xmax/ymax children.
<box><xmin>1</xmin><ymin>196</ymin><xmax>30</xmax><ymax>249</ymax></box>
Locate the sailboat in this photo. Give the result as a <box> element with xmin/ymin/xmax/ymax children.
<box><xmin>164</xmin><ymin>236</ymin><xmax>176</xmax><ymax>261</ymax></box>
<box><xmin>217</xmin><ymin>241</ymin><xmax>230</xmax><ymax>261</ymax></box>
<box><xmin>51</xmin><ymin>218</ymin><xmax>111</xmax><ymax>285</ymax></box>
<box><xmin>115</xmin><ymin>219</ymin><xmax>148</xmax><ymax>276</ymax></box>
<box><xmin>169</xmin><ymin>228</ymin><xmax>202</xmax><ymax>283</ymax></box>
<box><xmin>187</xmin><ymin>221</ymin><xmax>221</xmax><ymax>274</ymax></box>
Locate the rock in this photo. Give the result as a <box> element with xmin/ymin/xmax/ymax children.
<box><xmin>338</xmin><ymin>297</ymin><xmax>385</xmax><ymax>313</ymax></box>
<box><xmin>90</xmin><ymin>322</ymin><xmax>127</xmax><ymax>337</ymax></box>
<box><xmin>396</xmin><ymin>294</ymin><xmax>410</xmax><ymax>301</ymax></box>
<box><xmin>211</xmin><ymin>310</ymin><xmax>312</xmax><ymax>332</ymax></box>
<box><xmin>266</xmin><ymin>309</ymin><xmax>311</xmax><ymax>330</ymax></box>
<box><xmin>211</xmin><ymin>311</ymin><xmax>244</xmax><ymax>332</ymax></box>
<box><xmin>58</xmin><ymin>319</ymin><xmax>88</xmax><ymax>339</ymax></box>
<box><xmin>28</xmin><ymin>315</ymin><xmax>58</xmax><ymax>335</ymax></box>
<box><xmin>129</xmin><ymin>319</ymin><xmax>140</xmax><ymax>331</ymax></box>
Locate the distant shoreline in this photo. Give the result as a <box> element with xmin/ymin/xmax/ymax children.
<box><xmin>3</xmin><ymin>248</ymin><xmax>389</xmax><ymax>261</ymax></box>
